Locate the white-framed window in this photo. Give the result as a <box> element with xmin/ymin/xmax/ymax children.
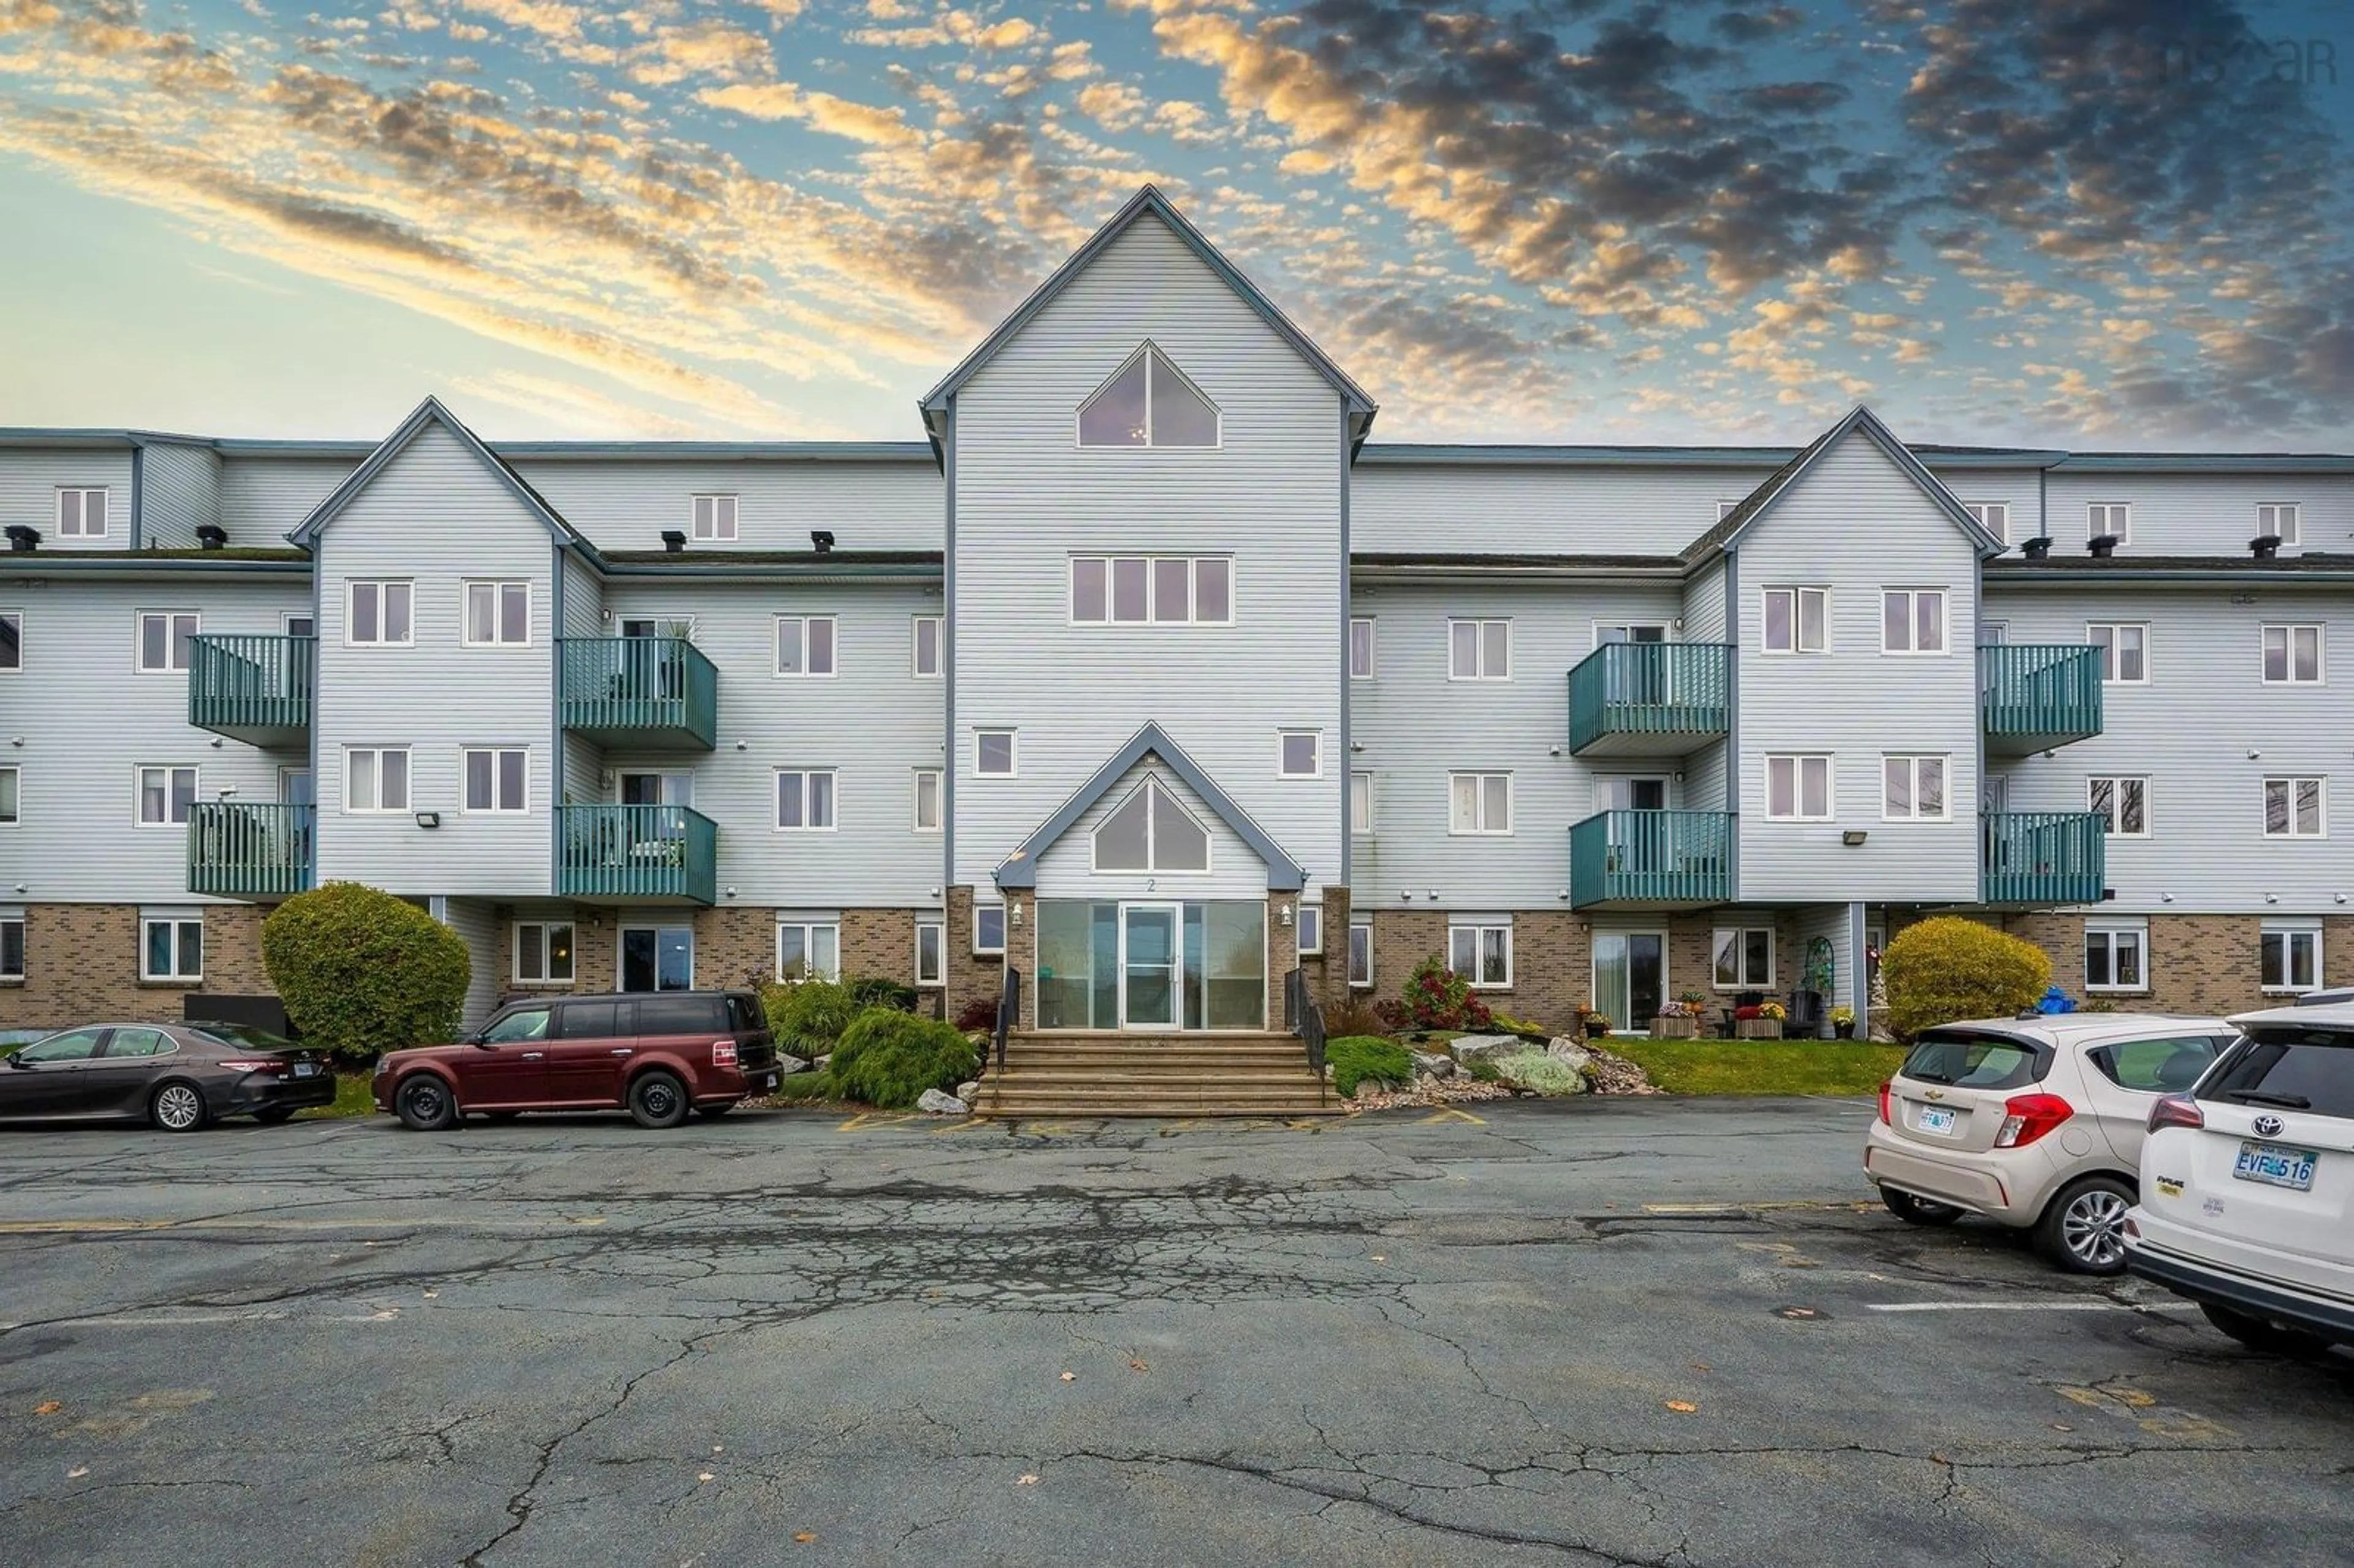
<box><xmin>915</xmin><ymin>917</ymin><xmax>945</xmax><ymax>988</ymax></box>
<box><xmin>1447</xmin><ymin>921</ymin><xmax>1512</xmax><ymax>988</ymax></box>
<box><xmin>1279</xmin><ymin>729</ymin><xmax>1321</xmax><ymax>778</ymax></box>
<box><xmin>2087</xmin><ymin>623</ymin><xmax>2147</xmax><ymax>683</ymax></box>
<box><xmin>141</xmin><ymin>914</ymin><xmax>203</xmax><ymax>981</ymax></box>
<box><xmin>1350</xmin><ymin>617</ymin><xmax>1376</xmax><ymax>679</ymax></box>
<box><xmin>774</xmin><ymin>615</ymin><xmax>837</xmax><ymax>677</ymax></box>
<box><xmin>0</xmin><ymin>913</ymin><xmax>22</xmax><ymax>981</ymax></box>
<box><xmin>775</xmin><ymin>769</ymin><xmax>838</xmax><ymax>831</ymax></box>
<box><xmin>1448</xmin><ymin>772</ymin><xmax>1512</xmax><ymax>835</ymax></box>
<box><xmin>1713</xmin><ymin>927</ymin><xmax>1774</xmax><ymax>989</ymax></box>
<box><xmin>1881</xmin><ymin>589</ymin><xmax>1948</xmax><ymax>655</ymax></box>
<box><xmin>136</xmin><ymin>765</ymin><xmax>196</xmax><ymax>827</ymax></box>
<box><xmin>346</xmin><ymin>580</ymin><xmax>414</xmax><ymax>647</ymax></box>
<box><xmin>2087</xmin><ymin>775</ymin><xmax>2149</xmax><ymax>837</ymax></box>
<box><xmin>2088</xmin><ymin>502</ymin><xmax>2131</xmax><ymax>542</ymax></box>
<box><xmin>1297</xmin><ymin>903</ymin><xmax>1323</xmax><ymax>956</ymax></box>
<box><xmin>1076</xmin><ymin>343</ymin><xmax>1220</xmax><ymax>448</ymax></box>
<box><xmin>514</xmin><ymin>921</ymin><xmax>576</xmax><ymax>983</ymax></box>
<box><xmin>2257</xmin><ymin>502</ymin><xmax>2301</xmax><ymax>544</ymax></box>
<box><xmin>973</xmin><ymin>902</ymin><xmax>1006</xmax><ymax>957</ymax></box>
<box><xmin>462</xmin><ymin>748</ymin><xmax>527</xmax><ymax>813</ymax></box>
<box><xmin>1350</xmin><ymin>771</ymin><xmax>1374</xmax><ymax>836</ymax></box>
<box><xmin>974</xmin><ymin>728</ymin><xmax>1016</xmax><ymax>777</ymax></box>
<box><xmin>2261</xmin><ymin>921</ymin><xmax>2322</xmax><ymax>994</ymax></box>
<box><xmin>58</xmin><ymin>487</ymin><xmax>108</xmax><ymax>537</ymax></box>
<box><xmin>135</xmin><ymin>611</ymin><xmax>199</xmax><ymax>673</ymax></box>
<box><xmin>1092</xmin><ymin>778</ymin><xmax>1211</xmax><ymax>873</ymax></box>
<box><xmin>1882</xmin><ymin>755</ymin><xmax>1949</xmax><ymax>821</ymax></box>
<box><xmin>777</xmin><ymin>921</ymin><xmax>841</xmax><ymax>982</ymax></box>
<box><xmin>1716</xmin><ymin>498</ymin><xmax>1741</xmax><ymax>521</ymax></box>
<box><xmin>913</xmin><ymin>769</ymin><xmax>942</xmax><ymax>832</ymax></box>
<box><xmin>1762</xmin><ymin>587</ymin><xmax>1828</xmax><ymax>654</ymax></box>
<box><xmin>0</xmin><ymin>609</ymin><xmax>20</xmax><ymax>672</ymax></box>
<box><xmin>2263</xmin><ymin>777</ymin><xmax>2326</xmax><ymax>838</ymax></box>
<box><xmin>462</xmin><ymin>580</ymin><xmax>530</xmax><ymax>647</ymax></box>
<box><xmin>2085</xmin><ymin>923</ymin><xmax>2146</xmax><ymax>992</ymax></box>
<box><xmin>1966</xmin><ymin>501</ymin><xmax>2009</xmax><ymax>542</ymax></box>
<box><xmin>1068</xmin><ymin>556</ymin><xmax>1233</xmax><ymax>625</ymax></box>
<box><xmin>345</xmin><ymin>747</ymin><xmax>411</xmax><ymax>813</ymax></box>
<box><xmin>691</xmin><ymin>493</ymin><xmax>738</xmax><ymax>542</ymax></box>
<box><xmin>1448</xmin><ymin>618</ymin><xmax>1511</xmax><ymax>680</ymax></box>
<box><xmin>912</xmin><ymin>615</ymin><xmax>942</xmax><ymax>677</ymax></box>
<box><xmin>0</xmin><ymin>766</ymin><xmax>16</xmax><ymax>828</ymax></box>
<box><xmin>1765</xmin><ymin>754</ymin><xmax>1832</xmax><ymax>820</ymax></box>
<box><xmin>1347</xmin><ymin>918</ymin><xmax>1373</xmax><ymax>989</ymax></box>
<box><xmin>2262</xmin><ymin>624</ymin><xmax>2323</xmax><ymax>685</ymax></box>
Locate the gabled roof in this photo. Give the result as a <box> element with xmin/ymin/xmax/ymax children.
<box><xmin>918</xmin><ymin>186</ymin><xmax>1376</xmax><ymax>448</ymax></box>
<box><xmin>994</xmin><ymin>723</ymin><xmax>1305</xmax><ymax>892</ymax></box>
<box><xmin>285</xmin><ymin>397</ymin><xmax>598</xmax><ymax>560</ymax></box>
<box><xmin>1680</xmin><ymin>405</ymin><xmax>2005</xmax><ymax>565</ymax></box>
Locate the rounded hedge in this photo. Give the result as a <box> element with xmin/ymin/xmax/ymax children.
<box><xmin>827</xmin><ymin>1007</ymin><xmax>980</xmax><ymax>1109</ymax></box>
<box><xmin>260</xmin><ymin>882</ymin><xmax>470</xmax><ymax>1063</ymax></box>
<box><xmin>1881</xmin><ymin>917</ymin><xmax>2051</xmax><ymax>1041</ymax></box>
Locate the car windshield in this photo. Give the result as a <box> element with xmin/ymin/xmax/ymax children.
<box><xmin>2202</xmin><ymin>1029</ymin><xmax>2354</xmax><ymax>1119</ymax></box>
<box><xmin>1900</xmin><ymin>1032</ymin><xmax>2044</xmax><ymax>1091</ymax></box>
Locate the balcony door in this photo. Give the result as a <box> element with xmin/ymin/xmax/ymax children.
<box><xmin>620</xmin><ymin>772</ymin><xmax>693</xmax><ymax>807</ymax></box>
<box><xmin>620</xmin><ymin>618</ymin><xmax>695</xmax><ymax>701</ymax></box>
<box><xmin>1598</xmin><ymin>624</ymin><xmax>1670</xmax><ymax>706</ymax></box>
<box><xmin>1593</xmin><ymin>932</ymin><xmax>1666</xmax><ymax>1035</ymax></box>
<box><xmin>620</xmin><ymin>926</ymin><xmax>693</xmax><ymax>992</ymax></box>
<box><xmin>1594</xmin><ymin>777</ymin><xmax>1669</xmax><ymax>812</ymax></box>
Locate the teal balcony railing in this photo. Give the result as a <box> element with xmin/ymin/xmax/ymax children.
<box><xmin>1566</xmin><ymin>642</ymin><xmax>1732</xmax><ymax>756</ymax></box>
<box><xmin>1979</xmin><ymin>645</ymin><xmax>2103</xmax><ymax>755</ymax></box>
<box><xmin>187</xmin><ymin>802</ymin><xmax>314</xmax><ymax>899</ymax></box>
<box><xmin>188</xmin><ymin>634</ymin><xmax>314</xmax><ymax>747</ymax></box>
<box><xmin>558</xmin><ymin>637</ymin><xmax>718</xmax><ymax>750</ymax></box>
<box><xmin>1569</xmin><ymin>810</ymin><xmax>1735</xmax><ymax>908</ymax></box>
<box><xmin>1981</xmin><ymin>812</ymin><xmax>2105</xmax><ymax>907</ymax></box>
<box><xmin>556</xmin><ymin>804</ymin><xmax>717</xmax><ymax>905</ymax></box>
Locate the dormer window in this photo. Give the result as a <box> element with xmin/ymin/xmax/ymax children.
<box><xmin>1077</xmin><ymin>344</ymin><xmax>1219</xmax><ymax>448</ymax></box>
<box><xmin>692</xmin><ymin>495</ymin><xmax>737</xmax><ymax>542</ymax></box>
<box><xmin>1092</xmin><ymin>777</ymin><xmax>1211</xmax><ymax>873</ymax></box>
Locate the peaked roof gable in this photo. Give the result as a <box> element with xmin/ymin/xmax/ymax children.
<box><xmin>1680</xmin><ymin>405</ymin><xmax>2005</xmax><ymax>565</ymax></box>
<box><xmin>995</xmin><ymin>722</ymin><xmax>1305</xmax><ymax>892</ymax></box>
<box><xmin>920</xmin><ymin>186</ymin><xmax>1376</xmax><ymax>433</ymax></box>
<box><xmin>286</xmin><ymin>396</ymin><xmax>596</xmax><ymax>557</ymax></box>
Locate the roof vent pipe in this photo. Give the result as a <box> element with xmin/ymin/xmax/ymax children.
<box><xmin>2087</xmin><ymin>533</ymin><xmax>2120</xmax><ymax>559</ymax></box>
<box><xmin>660</xmin><ymin>529</ymin><xmax>687</xmax><ymax>554</ymax></box>
<box><xmin>810</xmin><ymin>530</ymin><xmax>835</xmax><ymax>555</ymax></box>
<box><xmin>196</xmin><ymin>524</ymin><xmax>229</xmax><ymax>550</ymax></box>
<box><xmin>2250</xmin><ymin>535</ymin><xmax>2281</xmax><ymax>560</ymax></box>
<box><xmin>4</xmin><ymin>525</ymin><xmax>38</xmax><ymax>554</ymax></box>
<box><xmin>2021</xmin><ymin>536</ymin><xmax>2052</xmax><ymax>562</ymax></box>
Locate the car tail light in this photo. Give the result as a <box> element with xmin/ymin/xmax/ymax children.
<box><xmin>1994</xmin><ymin>1093</ymin><xmax>2073</xmax><ymax>1149</ymax></box>
<box><xmin>215</xmin><ymin>1059</ymin><xmax>281</xmax><ymax>1073</ymax></box>
<box><xmin>710</xmin><ymin>1040</ymin><xmax>737</xmax><ymax>1067</ymax></box>
<box><xmin>2147</xmin><ymin>1094</ymin><xmax>2206</xmax><ymax>1134</ymax></box>
<box><xmin>1878</xmin><ymin>1080</ymin><xmax>1894</xmax><ymax>1125</ymax></box>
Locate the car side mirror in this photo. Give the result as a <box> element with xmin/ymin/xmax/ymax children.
<box><xmin>5</xmin><ymin>1054</ymin><xmax>26</xmax><ymax>1068</ymax></box>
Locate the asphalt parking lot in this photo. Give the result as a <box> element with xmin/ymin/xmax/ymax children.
<box><xmin>1</xmin><ymin>1098</ymin><xmax>2348</xmax><ymax>1567</ymax></box>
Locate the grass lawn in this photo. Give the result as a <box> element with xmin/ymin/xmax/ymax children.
<box><xmin>1607</xmin><ymin>1037</ymin><xmax>1905</xmax><ymax>1097</ymax></box>
<box><xmin>296</xmin><ymin>1072</ymin><xmax>379</xmax><ymax>1120</ymax></box>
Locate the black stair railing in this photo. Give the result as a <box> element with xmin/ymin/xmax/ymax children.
<box><xmin>1285</xmin><ymin>967</ymin><xmax>1328</xmax><ymax>1097</ymax></box>
<box><xmin>993</xmin><ymin>965</ymin><xmax>1021</xmax><ymax>1076</ymax></box>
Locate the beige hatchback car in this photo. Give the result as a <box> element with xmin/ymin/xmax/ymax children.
<box><xmin>1864</xmin><ymin>1014</ymin><xmax>2234</xmax><ymax>1273</ymax></box>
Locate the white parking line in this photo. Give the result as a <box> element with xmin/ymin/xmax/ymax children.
<box><xmin>1865</xmin><ymin>1300</ymin><xmax>2198</xmax><ymax>1314</ymax></box>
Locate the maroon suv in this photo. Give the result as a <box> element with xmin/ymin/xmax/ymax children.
<box><xmin>372</xmin><ymin>991</ymin><xmax>779</xmax><ymax>1130</ymax></box>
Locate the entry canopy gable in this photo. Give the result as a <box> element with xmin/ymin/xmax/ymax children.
<box><xmin>997</xmin><ymin>723</ymin><xmax>1303</xmax><ymax>891</ymax></box>
<box><xmin>1094</xmin><ymin>777</ymin><xmax>1212</xmax><ymax>872</ymax></box>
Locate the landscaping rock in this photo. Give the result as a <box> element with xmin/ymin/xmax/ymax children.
<box><xmin>776</xmin><ymin>1054</ymin><xmax>810</xmax><ymax>1076</ymax></box>
<box><xmin>1411</xmin><ymin>1051</ymin><xmax>1458</xmax><ymax>1080</ymax></box>
<box><xmin>954</xmin><ymin>1080</ymin><xmax>981</xmax><ymax>1105</ymax></box>
<box><xmin>1446</xmin><ymin>1034</ymin><xmax>1525</xmax><ymax>1065</ymax></box>
<box><xmin>1495</xmin><ymin>1051</ymin><xmax>1591</xmax><ymax>1095</ymax></box>
<box><xmin>812</xmin><ymin>1054</ymin><xmax>831</xmax><ymax>1074</ymax></box>
<box><xmin>1544</xmin><ymin>1038</ymin><xmax>1594</xmax><ymax>1075</ymax></box>
<box><xmin>916</xmin><ymin>1088</ymin><xmax>968</xmax><ymax>1114</ymax></box>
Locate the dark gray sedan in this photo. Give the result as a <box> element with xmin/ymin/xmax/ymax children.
<box><xmin>0</xmin><ymin>1022</ymin><xmax>334</xmax><ymax>1130</ymax></box>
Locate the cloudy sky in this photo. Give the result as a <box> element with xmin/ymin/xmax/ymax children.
<box><xmin>2</xmin><ymin>0</ymin><xmax>2350</xmax><ymax>447</ymax></box>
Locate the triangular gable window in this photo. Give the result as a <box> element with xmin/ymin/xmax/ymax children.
<box><xmin>1077</xmin><ymin>344</ymin><xmax>1219</xmax><ymax>448</ymax></box>
<box><xmin>1092</xmin><ymin>777</ymin><xmax>1211</xmax><ymax>872</ymax></box>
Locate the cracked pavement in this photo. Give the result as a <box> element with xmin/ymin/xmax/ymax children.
<box><xmin>0</xmin><ymin>1097</ymin><xmax>2348</xmax><ymax>1566</ymax></box>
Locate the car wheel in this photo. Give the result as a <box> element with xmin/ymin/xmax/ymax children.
<box><xmin>395</xmin><ymin>1075</ymin><xmax>458</xmax><ymax>1132</ymax></box>
<box><xmin>628</xmin><ymin>1070</ymin><xmax>689</xmax><ymax>1130</ymax></box>
<box><xmin>2200</xmin><ymin>1303</ymin><xmax>2334</xmax><ymax>1358</ymax></box>
<box><xmin>252</xmin><ymin>1107</ymin><xmax>297</xmax><ymax>1125</ymax></box>
<box><xmin>1881</xmin><ymin>1188</ymin><xmax>1964</xmax><ymax>1227</ymax></box>
<box><xmin>150</xmin><ymin>1081</ymin><xmax>208</xmax><ymax>1133</ymax></box>
<box><xmin>2036</xmin><ymin>1175</ymin><xmax>2133</xmax><ymax>1274</ymax></box>
<box><xmin>696</xmin><ymin>1103</ymin><xmax>734</xmax><ymax>1120</ymax></box>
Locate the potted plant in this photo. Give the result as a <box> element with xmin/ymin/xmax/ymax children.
<box><xmin>1736</xmin><ymin>1000</ymin><xmax>1785</xmax><ymax>1040</ymax></box>
<box><xmin>1651</xmin><ymin>1004</ymin><xmax>1697</xmax><ymax>1040</ymax></box>
<box><xmin>1580</xmin><ymin>1010</ymin><xmax>1613</xmax><ymax>1040</ymax></box>
<box><xmin>1830</xmin><ymin>1005</ymin><xmax>1856</xmax><ymax>1040</ymax></box>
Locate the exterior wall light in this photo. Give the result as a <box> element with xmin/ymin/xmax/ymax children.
<box><xmin>414</xmin><ymin>811</ymin><xmax>441</xmax><ymax>829</ymax></box>
<box><xmin>1279</xmin><ymin>903</ymin><xmax>1293</xmax><ymax>926</ymax></box>
<box><xmin>1841</xmin><ymin>829</ymin><xmax>1868</xmax><ymax>847</ymax></box>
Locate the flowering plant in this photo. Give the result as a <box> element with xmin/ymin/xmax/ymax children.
<box><xmin>1830</xmin><ymin>1006</ymin><xmax>1856</xmax><ymax>1025</ymax></box>
<box><xmin>1401</xmin><ymin>955</ymin><xmax>1494</xmax><ymax>1031</ymax></box>
<box><xmin>1758</xmin><ymin>999</ymin><xmax>1788</xmax><ymax>1021</ymax></box>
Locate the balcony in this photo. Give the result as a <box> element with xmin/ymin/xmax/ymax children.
<box><xmin>1981</xmin><ymin>812</ymin><xmax>2105</xmax><ymax>907</ymax></box>
<box><xmin>1569</xmin><ymin>810</ymin><xmax>1735</xmax><ymax>909</ymax></box>
<box><xmin>558</xmin><ymin>637</ymin><xmax>718</xmax><ymax>750</ymax></box>
<box><xmin>188</xmin><ymin>634</ymin><xmax>314</xmax><ymax>748</ymax></box>
<box><xmin>556</xmin><ymin>804</ymin><xmax>717</xmax><ymax>905</ymax></box>
<box><xmin>1567</xmin><ymin>642</ymin><xmax>1732</xmax><ymax>757</ymax></box>
<box><xmin>1979</xmin><ymin>645</ymin><xmax>2103</xmax><ymax>756</ymax></box>
<box><xmin>186</xmin><ymin>802</ymin><xmax>314</xmax><ymax>900</ymax></box>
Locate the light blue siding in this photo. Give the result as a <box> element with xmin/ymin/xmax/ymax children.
<box><xmin>1</xmin><ymin>447</ymin><xmax>132</xmax><ymax>550</ymax></box>
<box><xmin>1353</xmin><ymin>463</ymin><xmax>1777</xmax><ymax>555</ymax></box>
<box><xmin>140</xmin><ymin>441</ymin><xmax>222</xmax><ymax>549</ymax></box>
<box><xmin>513</xmin><ymin>458</ymin><xmax>942</xmax><ymax>553</ymax></box>
<box><xmin>219</xmin><ymin>454</ymin><xmax>359</xmax><ymax>542</ymax></box>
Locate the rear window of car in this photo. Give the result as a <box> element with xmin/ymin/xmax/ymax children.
<box><xmin>2201</xmin><ymin>1029</ymin><xmax>2354</xmax><ymax>1119</ymax></box>
<box><xmin>1900</xmin><ymin>1032</ymin><xmax>2047</xmax><ymax>1091</ymax></box>
<box><xmin>636</xmin><ymin>996</ymin><xmax>723</xmax><ymax>1035</ymax></box>
<box><xmin>725</xmin><ymin>994</ymin><xmax>766</xmax><ymax>1035</ymax></box>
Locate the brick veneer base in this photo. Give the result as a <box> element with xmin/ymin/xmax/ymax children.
<box><xmin>0</xmin><ymin>904</ymin><xmax>272</xmax><ymax>1033</ymax></box>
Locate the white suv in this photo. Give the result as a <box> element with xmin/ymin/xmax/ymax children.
<box><xmin>2125</xmin><ymin>1002</ymin><xmax>2354</xmax><ymax>1355</ymax></box>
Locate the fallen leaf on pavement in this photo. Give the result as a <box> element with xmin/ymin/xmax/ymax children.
<box><xmin>1370</xmin><ymin>1255</ymin><xmax>1387</xmax><ymax>1263</ymax></box>
<box><xmin>1689</xmin><ymin>1363</ymin><xmax>1710</xmax><ymax>1373</ymax></box>
<box><xmin>712</xmin><ymin>1445</ymin><xmax>725</xmax><ymax>1453</ymax></box>
<box><xmin>793</xmin><ymin>1533</ymin><xmax>815</xmax><ymax>1544</ymax></box>
<box><xmin>1059</xmin><ymin>1372</ymin><xmax>1075</xmax><ymax>1382</ymax></box>
<box><xmin>1016</xmin><ymin>1475</ymin><xmax>1038</xmax><ymax>1486</ymax></box>
<box><xmin>423</xmin><ymin>1291</ymin><xmax>439</xmax><ymax>1300</ymax></box>
<box><xmin>1665</xmin><ymin>1401</ymin><xmax>1698</xmax><ymax>1414</ymax></box>
<box><xmin>67</xmin><ymin>1466</ymin><xmax>88</xmax><ymax>1479</ymax></box>
<box><xmin>698</xmin><ymin>1472</ymin><xmax>714</xmax><ymax>1483</ymax></box>
<box><xmin>1129</xmin><ymin>1360</ymin><xmax>1148</xmax><ymax>1372</ymax></box>
<box><xmin>34</xmin><ymin>1401</ymin><xmax>61</xmax><ymax>1415</ymax></box>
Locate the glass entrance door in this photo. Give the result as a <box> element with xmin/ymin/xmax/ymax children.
<box><xmin>1120</xmin><ymin>904</ymin><xmax>1179</xmax><ymax>1030</ymax></box>
<box><xmin>1593</xmin><ymin>932</ymin><xmax>1667</xmax><ymax>1033</ymax></box>
<box><xmin>620</xmin><ymin>925</ymin><xmax>693</xmax><ymax>991</ymax></box>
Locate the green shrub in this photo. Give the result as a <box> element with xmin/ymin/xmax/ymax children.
<box><xmin>1465</xmin><ymin>1056</ymin><xmax>1501</xmax><ymax>1084</ymax></box>
<box><xmin>769</xmin><ymin>1071</ymin><xmax>838</xmax><ymax>1102</ymax></box>
<box><xmin>847</xmin><ymin>976</ymin><xmax>920</xmax><ymax>1014</ymax></box>
<box><xmin>1327</xmin><ymin>1034</ymin><xmax>1415</xmax><ymax>1097</ymax></box>
<box><xmin>827</xmin><ymin>1007</ymin><xmax>980</xmax><ymax>1109</ymax></box>
<box><xmin>1495</xmin><ymin>1051</ymin><xmax>1583</xmax><ymax>1095</ymax></box>
<box><xmin>260</xmin><ymin>882</ymin><xmax>470</xmax><ymax>1064</ymax></box>
<box><xmin>763</xmin><ymin>978</ymin><xmax>860</xmax><ymax>1058</ymax></box>
<box><xmin>1883</xmin><ymin>918</ymin><xmax>2052</xmax><ymax>1041</ymax></box>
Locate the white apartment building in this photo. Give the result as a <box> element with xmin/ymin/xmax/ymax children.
<box><xmin>2</xmin><ymin>187</ymin><xmax>2349</xmax><ymax>1037</ymax></box>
